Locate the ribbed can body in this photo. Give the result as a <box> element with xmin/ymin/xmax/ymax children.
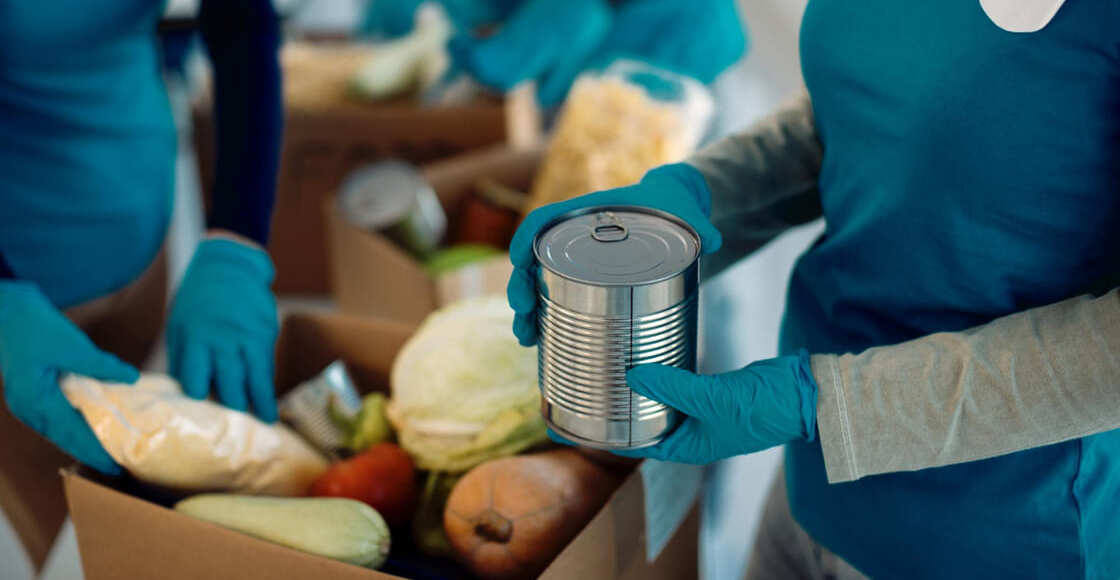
<box><xmin>533</xmin><ymin>206</ymin><xmax>700</xmax><ymax>449</ymax></box>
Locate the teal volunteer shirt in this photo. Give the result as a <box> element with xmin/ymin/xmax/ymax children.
<box><xmin>780</xmin><ymin>0</ymin><xmax>1120</xmax><ymax>578</ymax></box>
<box><xmin>0</xmin><ymin>1</ymin><xmax>176</xmax><ymax>308</ymax></box>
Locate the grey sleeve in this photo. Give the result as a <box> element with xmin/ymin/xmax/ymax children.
<box><xmin>813</xmin><ymin>289</ymin><xmax>1120</xmax><ymax>483</ymax></box>
<box><xmin>685</xmin><ymin>90</ymin><xmax>824</xmax><ymax>279</ymax></box>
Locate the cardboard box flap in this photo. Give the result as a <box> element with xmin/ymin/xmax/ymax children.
<box><xmin>540</xmin><ymin>468</ymin><xmax>699</xmax><ymax>580</ymax></box>
<box><xmin>324</xmin><ymin>201</ymin><xmax>438</xmax><ymax>323</ymax></box>
<box><xmin>422</xmin><ymin>144</ymin><xmax>544</xmax><ymax>210</ymax></box>
<box><xmin>62</xmin><ymin>469</ymin><xmax>391</xmax><ymax>580</ymax></box>
<box><xmin>274</xmin><ymin>312</ymin><xmax>415</xmax><ymax>395</ymax></box>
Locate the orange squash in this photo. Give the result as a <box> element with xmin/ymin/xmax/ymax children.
<box><xmin>443</xmin><ymin>449</ymin><xmax>617</xmax><ymax>579</ymax></box>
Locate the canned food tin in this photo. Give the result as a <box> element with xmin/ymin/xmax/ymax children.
<box><xmin>533</xmin><ymin>206</ymin><xmax>700</xmax><ymax>449</ymax></box>
<box><xmin>338</xmin><ymin>160</ymin><xmax>447</xmax><ymax>258</ymax></box>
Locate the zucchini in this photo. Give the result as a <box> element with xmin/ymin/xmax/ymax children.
<box><xmin>175</xmin><ymin>495</ymin><xmax>390</xmax><ymax>569</ymax></box>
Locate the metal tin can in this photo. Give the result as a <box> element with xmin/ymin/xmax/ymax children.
<box><xmin>534</xmin><ymin>206</ymin><xmax>700</xmax><ymax>449</ymax></box>
<box><xmin>338</xmin><ymin>160</ymin><xmax>447</xmax><ymax>259</ymax></box>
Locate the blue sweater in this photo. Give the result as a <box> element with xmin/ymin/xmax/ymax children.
<box><xmin>0</xmin><ymin>0</ymin><xmax>281</xmax><ymax>307</ymax></box>
<box><xmin>782</xmin><ymin>0</ymin><xmax>1120</xmax><ymax>577</ymax></box>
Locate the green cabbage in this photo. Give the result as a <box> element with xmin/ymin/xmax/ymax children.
<box><xmin>388</xmin><ymin>296</ymin><xmax>547</xmax><ymax>472</ymax></box>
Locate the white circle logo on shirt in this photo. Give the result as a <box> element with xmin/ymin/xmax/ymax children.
<box><xmin>979</xmin><ymin>0</ymin><xmax>1067</xmax><ymax>32</ymax></box>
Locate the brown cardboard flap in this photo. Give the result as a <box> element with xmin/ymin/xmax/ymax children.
<box><xmin>422</xmin><ymin>144</ymin><xmax>544</xmax><ymax>210</ymax></box>
<box><xmin>62</xmin><ymin>469</ymin><xmax>393</xmax><ymax>580</ymax></box>
<box><xmin>541</xmin><ymin>469</ymin><xmax>699</xmax><ymax>580</ymax></box>
<box><xmin>0</xmin><ymin>401</ymin><xmax>71</xmax><ymax>570</ymax></box>
<box><xmin>274</xmin><ymin>312</ymin><xmax>414</xmax><ymax>396</ymax></box>
<box><xmin>325</xmin><ymin>201</ymin><xmax>439</xmax><ymax>324</ymax></box>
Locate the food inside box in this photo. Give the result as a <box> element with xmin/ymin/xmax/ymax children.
<box><xmin>64</xmin><ymin>303</ymin><xmax>640</xmax><ymax>579</ymax></box>
<box><xmin>59</xmin><ymin>60</ymin><xmax>713</xmax><ymax>580</ymax></box>
<box><xmin>327</xmin><ymin>61</ymin><xmax>713</xmax><ymax>323</ymax></box>
<box><xmin>325</xmin><ymin>145</ymin><xmax>542</xmax><ymax>323</ymax></box>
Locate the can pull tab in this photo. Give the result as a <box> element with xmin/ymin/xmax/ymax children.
<box><xmin>591</xmin><ymin>212</ymin><xmax>629</xmax><ymax>242</ymax></box>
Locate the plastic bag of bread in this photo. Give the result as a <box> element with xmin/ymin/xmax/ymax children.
<box><xmin>524</xmin><ymin>60</ymin><xmax>714</xmax><ymax>214</ymax></box>
<box><xmin>62</xmin><ymin>373</ymin><xmax>328</xmax><ymax>495</ymax></box>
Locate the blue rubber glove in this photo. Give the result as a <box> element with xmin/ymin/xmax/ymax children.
<box><xmin>0</xmin><ymin>282</ymin><xmax>139</xmax><ymax>475</ymax></box>
<box><xmin>359</xmin><ymin>0</ymin><xmax>515</xmax><ymax>39</ymax></box>
<box><xmin>591</xmin><ymin>0</ymin><xmax>746</xmax><ymax>85</ymax></box>
<box><xmin>507</xmin><ymin>163</ymin><xmax>722</xmax><ymax>346</ymax></box>
<box><xmin>450</xmin><ymin>0</ymin><xmax>613</xmax><ymax>105</ymax></box>
<box><xmin>451</xmin><ymin>0</ymin><xmax>745</xmax><ymax>105</ymax></box>
<box><xmin>167</xmin><ymin>238</ymin><xmax>279</xmax><ymax>422</ymax></box>
<box><xmin>609</xmin><ymin>351</ymin><xmax>818</xmax><ymax>464</ymax></box>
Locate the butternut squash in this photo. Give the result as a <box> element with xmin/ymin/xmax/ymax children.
<box><xmin>443</xmin><ymin>449</ymin><xmax>617</xmax><ymax>579</ymax></box>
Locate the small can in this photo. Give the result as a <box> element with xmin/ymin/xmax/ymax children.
<box><xmin>338</xmin><ymin>160</ymin><xmax>447</xmax><ymax>259</ymax></box>
<box><xmin>453</xmin><ymin>177</ymin><xmax>527</xmax><ymax>249</ymax></box>
<box><xmin>534</xmin><ymin>206</ymin><xmax>700</xmax><ymax>449</ymax></box>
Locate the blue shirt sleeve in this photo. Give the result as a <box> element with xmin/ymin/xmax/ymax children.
<box><xmin>199</xmin><ymin>0</ymin><xmax>283</xmax><ymax>246</ymax></box>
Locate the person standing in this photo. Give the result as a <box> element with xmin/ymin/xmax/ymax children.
<box><xmin>507</xmin><ymin>1</ymin><xmax>1120</xmax><ymax>577</ymax></box>
<box><xmin>0</xmin><ymin>0</ymin><xmax>284</xmax><ymax>567</ymax></box>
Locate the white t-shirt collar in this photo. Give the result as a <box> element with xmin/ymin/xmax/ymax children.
<box><xmin>979</xmin><ymin>0</ymin><xmax>1068</xmax><ymax>32</ymax></box>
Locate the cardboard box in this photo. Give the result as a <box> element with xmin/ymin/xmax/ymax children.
<box><xmin>63</xmin><ymin>312</ymin><xmax>699</xmax><ymax>580</ymax></box>
<box><xmin>326</xmin><ymin>145</ymin><xmax>543</xmax><ymax>324</ymax></box>
<box><xmin>193</xmin><ymin>42</ymin><xmax>541</xmax><ymax>294</ymax></box>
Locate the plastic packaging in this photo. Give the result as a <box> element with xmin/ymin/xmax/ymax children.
<box><xmin>524</xmin><ymin>60</ymin><xmax>714</xmax><ymax>214</ymax></box>
<box><xmin>62</xmin><ymin>373</ymin><xmax>329</xmax><ymax>495</ymax></box>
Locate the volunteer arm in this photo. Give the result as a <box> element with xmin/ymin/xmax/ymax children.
<box><xmin>199</xmin><ymin>0</ymin><xmax>283</xmax><ymax>245</ymax></box>
<box><xmin>814</xmin><ymin>288</ymin><xmax>1120</xmax><ymax>483</ymax></box>
<box><xmin>685</xmin><ymin>89</ymin><xmax>823</xmax><ymax>279</ymax></box>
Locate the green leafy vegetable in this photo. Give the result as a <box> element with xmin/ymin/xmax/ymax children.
<box><xmin>388</xmin><ymin>296</ymin><xmax>547</xmax><ymax>472</ymax></box>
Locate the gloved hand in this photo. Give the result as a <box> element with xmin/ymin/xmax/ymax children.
<box><xmin>167</xmin><ymin>237</ymin><xmax>279</xmax><ymax>422</ymax></box>
<box><xmin>609</xmin><ymin>351</ymin><xmax>818</xmax><ymax>464</ymax></box>
<box><xmin>507</xmin><ymin>163</ymin><xmax>722</xmax><ymax>346</ymax></box>
<box><xmin>359</xmin><ymin>0</ymin><xmax>513</xmax><ymax>39</ymax></box>
<box><xmin>593</xmin><ymin>0</ymin><xmax>746</xmax><ymax>86</ymax></box>
<box><xmin>0</xmin><ymin>282</ymin><xmax>139</xmax><ymax>475</ymax></box>
<box><xmin>451</xmin><ymin>0</ymin><xmax>744</xmax><ymax>105</ymax></box>
<box><xmin>450</xmin><ymin>0</ymin><xmax>613</xmax><ymax>105</ymax></box>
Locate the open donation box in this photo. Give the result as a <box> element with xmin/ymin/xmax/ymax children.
<box><xmin>62</xmin><ymin>312</ymin><xmax>701</xmax><ymax>580</ymax></box>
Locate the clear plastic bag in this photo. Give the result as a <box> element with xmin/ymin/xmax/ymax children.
<box><xmin>524</xmin><ymin>60</ymin><xmax>715</xmax><ymax>214</ymax></box>
<box><xmin>63</xmin><ymin>373</ymin><xmax>329</xmax><ymax>495</ymax></box>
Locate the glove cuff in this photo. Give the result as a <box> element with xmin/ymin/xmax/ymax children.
<box><xmin>795</xmin><ymin>348</ymin><xmax>819</xmax><ymax>442</ymax></box>
<box><xmin>192</xmin><ymin>238</ymin><xmax>275</xmax><ymax>285</ymax></box>
<box><xmin>642</xmin><ymin>163</ymin><xmax>715</xmax><ymax>217</ymax></box>
<box><xmin>0</xmin><ymin>280</ymin><xmax>48</xmax><ymax>315</ymax></box>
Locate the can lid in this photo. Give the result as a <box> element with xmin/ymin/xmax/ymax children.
<box><xmin>534</xmin><ymin>206</ymin><xmax>699</xmax><ymax>286</ymax></box>
<box><xmin>338</xmin><ymin>160</ymin><xmax>430</xmax><ymax>230</ymax></box>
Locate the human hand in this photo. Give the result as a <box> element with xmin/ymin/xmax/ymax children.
<box><xmin>506</xmin><ymin>163</ymin><xmax>722</xmax><ymax>346</ymax></box>
<box><xmin>608</xmin><ymin>352</ymin><xmax>818</xmax><ymax>464</ymax></box>
<box><xmin>449</xmin><ymin>0</ymin><xmax>612</xmax><ymax>105</ymax></box>
<box><xmin>0</xmin><ymin>282</ymin><xmax>139</xmax><ymax>475</ymax></box>
<box><xmin>167</xmin><ymin>237</ymin><xmax>279</xmax><ymax>421</ymax></box>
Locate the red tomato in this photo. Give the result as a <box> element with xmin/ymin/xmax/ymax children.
<box><xmin>310</xmin><ymin>442</ymin><xmax>417</xmax><ymax>527</ymax></box>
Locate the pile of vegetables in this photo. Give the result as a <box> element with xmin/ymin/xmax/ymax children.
<box><xmin>171</xmin><ymin>296</ymin><xmax>621</xmax><ymax>577</ymax></box>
